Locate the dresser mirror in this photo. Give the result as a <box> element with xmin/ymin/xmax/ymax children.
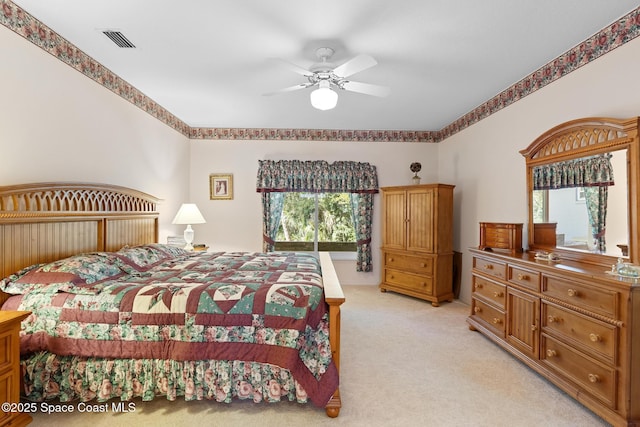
<box><xmin>521</xmin><ymin>117</ymin><xmax>640</xmax><ymax>267</ymax></box>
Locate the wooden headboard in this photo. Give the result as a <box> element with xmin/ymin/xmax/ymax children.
<box><xmin>0</xmin><ymin>182</ymin><xmax>160</xmax><ymax>281</ymax></box>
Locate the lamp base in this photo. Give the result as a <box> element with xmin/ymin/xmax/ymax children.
<box><xmin>183</xmin><ymin>224</ymin><xmax>195</xmax><ymax>251</ymax></box>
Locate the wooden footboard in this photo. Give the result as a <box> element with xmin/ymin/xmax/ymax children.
<box><xmin>318</xmin><ymin>252</ymin><xmax>345</xmax><ymax>418</ymax></box>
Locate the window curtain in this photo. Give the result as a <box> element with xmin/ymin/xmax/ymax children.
<box><xmin>256</xmin><ymin>160</ymin><xmax>379</xmax><ymax>271</ymax></box>
<box><xmin>584</xmin><ymin>187</ymin><xmax>608</xmax><ymax>252</ymax></box>
<box><xmin>349</xmin><ymin>193</ymin><xmax>374</xmax><ymax>272</ymax></box>
<box><xmin>532</xmin><ymin>154</ymin><xmax>614</xmax><ymax>190</ymax></box>
<box><xmin>533</xmin><ymin>154</ymin><xmax>614</xmax><ymax>253</ymax></box>
<box><xmin>261</xmin><ymin>192</ymin><xmax>285</xmax><ymax>252</ymax></box>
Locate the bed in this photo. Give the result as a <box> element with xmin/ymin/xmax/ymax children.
<box><xmin>0</xmin><ymin>182</ymin><xmax>344</xmax><ymax>418</ymax></box>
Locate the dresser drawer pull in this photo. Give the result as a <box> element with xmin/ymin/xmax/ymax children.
<box><xmin>476</xmin><ymin>283</ymin><xmax>484</xmax><ymax>290</ymax></box>
<box><xmin>567</xmin><ymin>288</ymin><xmax>579</xmax><ymax>297</ymax></box>
<box><xmin>547</xmin><ymin>315</ymin><xmax>560</xmax><ymax>323</ymax></box>
<box><xmin>588</xmin><ymin>374</ymin><xmax>600</xmax><ymax>383</ymax></box>
<box><xmin>493</xmin><ymin>291</ymin><xmax>504</xmax><ymax>298</ymax></box>
<box><xmin>492</xmin><ymin>318</ymin><xmax>502</xmax><ymax>325</ymax></box>
<box><xmin>474</xmin><ymin>306</ymin><xmax>482</xmax><ymax>314</ymax></box>
<box><xmin>420</xmin><ymin>262</ymin><xmax>426</xmax><ymax>268</ymax></box>
<box><xmin>589</xmin><ymin>333</ymin><xmax>602</xmax><ymax>342</ymax></box>
<box><xmin>420</xmin><ymin>282</ymin><xmax>426</xmax><ymax>287</ymax></box>
<box><xmin>546</xmin><ymin>349</ymin><xmax>557</xmax><ymax>357</ymax></box>
<box><xmin>388</xmin><ymin>258</ymin><xmax>394</xmax><ymax>262</ymax></box>
<box><xmin>517</xmin><ymin>273</ymin><xmax>529</xmax><ymax>281</ymax></box>
<box><xmin>531</xmin><ymin>324</ymin><xmax>537</xmax><ymax>332</ymax></box>
<box><xmin>484</xmin><ymin>264</ymin><xmax>494</xmax><ymax>270</ymax></box>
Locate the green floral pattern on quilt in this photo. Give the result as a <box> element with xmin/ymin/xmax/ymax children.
<box><xmin>10</xmin><ymin>251</ymin><xmax>337</xmax><ymax>407</ymax></box>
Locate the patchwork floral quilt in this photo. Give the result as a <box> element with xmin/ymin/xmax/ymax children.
<box><xmin>0</xmin><ymin>246</ymin><xmax>338</xmax><ymax>406</ymax></box>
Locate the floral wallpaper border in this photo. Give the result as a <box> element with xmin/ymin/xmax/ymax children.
<box><xmin>2</xmin><ymin>0</ymin><xmax>639</xmax><ymax>143</ymax></box>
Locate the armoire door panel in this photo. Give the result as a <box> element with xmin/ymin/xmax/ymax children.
<box><xmin>382</xmin><ymin>191</ymin><xmax>406</xmax><ymax>250</ymax></box>
<box><xmin>407</xmin><ymin>188</ymin><xmax>434</xmax><ymax>252</ymax></box>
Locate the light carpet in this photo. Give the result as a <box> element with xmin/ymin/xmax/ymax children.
<box><xmin>27</xmin><ymin>285</ymin><xmax>609</xmax><ymax>427</ymax></box>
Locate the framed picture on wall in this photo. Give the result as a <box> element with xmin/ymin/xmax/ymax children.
<box><xmin>210</xmin><ymin>174</ymin><xmax>233</xmax><ymax>200</ymax></box>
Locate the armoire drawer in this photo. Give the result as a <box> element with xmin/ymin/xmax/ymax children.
<box><xmin>541</xmin><ymin>334</ymin><xmax>616</xmax><ymax>408</ymax></box>
<box><xmin>384</xmin><ymin>252</ymin><xmax>433</xmax><ymax>275</ymax></box>
<box><xmin>472</xmin><ymin>275</ymin><xmax>506</xmax><ymax>309</ymax></box>
<box><xmin>542</xmin><ymin>275</ymin><xmax>618</xmax><ymax>319</ymax></box>
<box><xmin>542</xmin><ymin>302</ymin><xmax>616</xmax><ymax>365</ymax></box>
<box><xmin>384</xmin><ymin>269</ymin><xmax>433</xmax><ymax>294</ymax></box>
<box><xmin>470</xmin><ymin>297</ymin><xmax>505</xmax><ymax>337</ymax></box>
<box><xmin>473</xmin><ymin>256</ymin><xmax>506</xmax><ymax>280</ymax></box>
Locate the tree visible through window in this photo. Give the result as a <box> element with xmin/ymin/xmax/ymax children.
<box><xmin>275</xmin><ymin>193</ymin><xmax>356</xmax><ymax>252</ymax></box>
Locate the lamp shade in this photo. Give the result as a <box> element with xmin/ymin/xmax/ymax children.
<box><xmin>310</xmin><ymin>80</ymin><xmax>338</xmax><ymax>110</ymax></box>
<box><xmin>172</xmin><ymin>203</ymin><xmax>206</xmax><ymax>225</ymax></box>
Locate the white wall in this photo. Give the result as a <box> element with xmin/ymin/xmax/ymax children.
<box><xmin>438</xmin><ymin>37</ymin><xmax>640</xmax><ymax>303</ymax></box>
<box><xmin>188</xmin><ymin>139</ymin><xmax>440</xmax><ymax>285</ymax></box>
<box><xmin>0</xmin><ymin>25</ymin><xmax>191</xmax><ymax>241</ymax></box>
<box><xmin>5</xmin><ymin>19</ymin><xmax>640</xmax><ymax>302</ymax></box>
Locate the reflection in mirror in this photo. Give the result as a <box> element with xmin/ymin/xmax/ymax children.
<box><xmin>532</xmin><ymin>150</ymin><xmax>628</xmax><ymax>258</ymax></box>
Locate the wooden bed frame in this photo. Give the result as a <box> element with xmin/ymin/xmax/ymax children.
<box><xmin>0</xmin><ymin>182</ymin><xmax>344</xmax><ymax>417</ymax></box>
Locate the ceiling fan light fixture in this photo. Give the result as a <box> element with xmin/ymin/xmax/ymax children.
<box><xmin>310</xmin><ymin>80</ymin><xmax>338</xmax><ymax>110</ymax></box>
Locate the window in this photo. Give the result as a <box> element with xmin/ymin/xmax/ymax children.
<box><xmin>274</xmin><ymin>193</ymin><xmax>356</xmax><ymax>252</ymax></box>
<box><xmin>532</xmin><ymin>189</ymin><xmax>548</xmax><ymax>223</ymax></box>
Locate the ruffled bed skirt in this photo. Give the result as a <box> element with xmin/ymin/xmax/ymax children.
<box><xmin>22</xmin><ymin>352</ymin><xmax>309</xmax><ymax>404</ymax></box>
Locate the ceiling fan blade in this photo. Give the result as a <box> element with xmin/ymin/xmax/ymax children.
<box><xmin>272</xmin><ymin>58</ymin><xmax>314</xmax><ymax>77</ymax></box>
<box><xmin>263</xmin><ymin>82</ymin><xmax>314</xmax><ymax>96</ymax></box>
<box><xmin>342</xmin><ymin>81</ymin><xmax>390</xmax><ymax>97</ymax></box>
<box><xmin>333</xmin><ymin>54</ymin><xmax>377</xmax><ymax>77</ymax></box>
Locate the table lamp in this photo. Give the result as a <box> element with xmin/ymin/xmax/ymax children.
<box><xmin>171</xmin><ymin>203</ymin><xmax>206</xmax><ymax>250</ymax></box>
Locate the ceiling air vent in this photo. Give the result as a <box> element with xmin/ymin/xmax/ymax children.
<box><xmin>102</xmin><ymin>30</ymin><xmax>135</xmax><ymax>48</ymax></box>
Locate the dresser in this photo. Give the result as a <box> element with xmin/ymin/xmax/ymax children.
<box><xmin>0</xmin><ymin>311</ymin><xmax>31</xmax><ymax>427</ymax></box>
<box><xmin>468</xmin><ymin>248</ymin><xmax>640</xmax><ymax>426</ymax></box>
<box><xmin>379</xmin><ymin>184</ymin><xmax>455</xmax><ymax>306</ymax></box>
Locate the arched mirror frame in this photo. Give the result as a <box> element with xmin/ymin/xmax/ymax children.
<box><xmin>520</xmin><ymin>117</ymin><xmax>640</xmax><ymax>267</ymax></box>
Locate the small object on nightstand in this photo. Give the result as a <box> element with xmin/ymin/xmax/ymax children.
<box><xmin>167</xmin><ymin>235</ymin><xmax>187</xmax><ymax>247</ymax></box>
<box><xmin>192</xmin><ymin>244</ymin><xmax>208</xmax><ymax>251</ymax></box>
<box><xmin>171</xmin><ymin>203</ymin><xmax>206</xmax><ymax>250</ymax></box>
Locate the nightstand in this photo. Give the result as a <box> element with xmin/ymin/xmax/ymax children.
<box><xmin>0</xmin><ymin>311</ymin><xmax>31</xmax><ymax>427</ymax></box>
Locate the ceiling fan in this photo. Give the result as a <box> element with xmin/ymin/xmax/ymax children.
<box><xmin>265</xmin><ymin>47</ymin><xmax>390</xmax><ymax>110</ymax></box>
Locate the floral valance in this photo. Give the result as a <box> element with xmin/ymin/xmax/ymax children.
<box><xmin>256</xmin><ymin>160</ymin><xmax>379</xmax><ymax>193</ymax></box>
<box><xmin>533</xmin><ymin>154</ymin><xmax>614</xmax><ymax>190</ymax></box>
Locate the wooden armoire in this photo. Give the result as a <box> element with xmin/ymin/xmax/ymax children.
<box><xmin>379</xmin><ymin>183</ymin><xmax>455</xmax><ymax>306</ymax></box>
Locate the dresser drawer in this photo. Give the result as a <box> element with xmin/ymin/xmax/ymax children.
<box><xmin>385</xmin><ymin>269</ymin><xmax>433</xmax><ymax>294</ymax></box>
<box><xmin>473</xmin><ymin>256</ymin><xmax>506</xmax><ymax>280</ymax></box>
<box><xmin>508</xmin><ymin>265</ymin><xmax>540</xmax><ymax>292</ymax></box>
<box><xmin>542</xmin><ymin>275</ymin><xmax>618</xmax><ymax>318</ymax></box>
<box><xmin>541</xmin><ymin>334</ymin><xmax>616</xmax><ymax>408</ymax></box>
<box><xmin>472</xmin><ymin>275</ymin><xmax>506</xmax><ymax>309</ymax></box>
<box><xmin>471</xmin><ymin>297</ymin><xmax>505</xmax><ymax>337</ymax></box>
<box><xmin>542</xmin><ymin>302</ymin><xmax>616</xmax><ymax>365</ymax></box>
<box><xmin>384</xmin><ymin>252</ymin><xmax>433</xmax><ymax>275</ymax></box>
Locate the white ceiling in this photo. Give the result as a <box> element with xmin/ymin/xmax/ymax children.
<box><xmin>11</xmin><ymin>0</ymin><xmax>640</xmax><ymax>131</ymax></box>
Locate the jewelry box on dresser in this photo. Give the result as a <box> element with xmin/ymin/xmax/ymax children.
<box><xmin>467</xmin><ymin>117</ymin><xmax>640</xmax><ymax>427</ymax></box>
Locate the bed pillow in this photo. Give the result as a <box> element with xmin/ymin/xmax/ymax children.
<box><xmin>2</xmin><ymin>252</ymin><xmax>125</xmax><ymax>295</ymax></box>
<box><xmin>116</xmin><ymin>243</ymin><xmax>189</xmax><ymax>272</ymax></box>
<box><xmin>0</xmin><ymin>263</ymin><xmax>48</xmax><ymax>295</ymax></box>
